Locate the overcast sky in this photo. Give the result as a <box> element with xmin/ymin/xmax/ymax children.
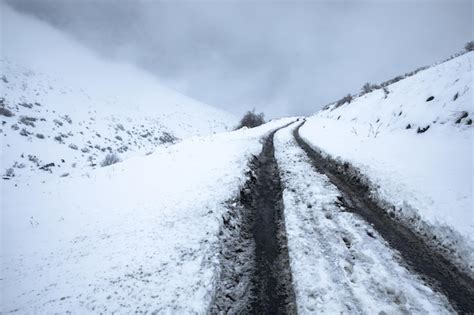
<box><xmin>6</xmin><ymin>0</ymin><xmax>473</xmax><ymax>117</ymax></box>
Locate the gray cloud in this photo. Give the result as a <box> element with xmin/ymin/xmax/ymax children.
<box><xmin>6</xmin><ymin>0</ymin><xmax>473</xmax><ymax>117</ymax></box>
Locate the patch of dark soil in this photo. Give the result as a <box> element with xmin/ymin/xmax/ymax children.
<box><xmin>294</xmin><ymin>121</ymin><xmax>474</xmax><ymax>313</ymax></box>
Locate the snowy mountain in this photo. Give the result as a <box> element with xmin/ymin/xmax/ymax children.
<box><xmin>301</xmin><ymin>51</ymin><xmax>473</xmax><ymax>274</ymax></box>
<box><xmin>2</xmin><ymin>3</ymin><xmax>473</xmax><ymax>314</ymax></box>
<box><xmin>1</xmin><ymin>5</ymin><xmax>236</xmax><ymax>181</ymax></box>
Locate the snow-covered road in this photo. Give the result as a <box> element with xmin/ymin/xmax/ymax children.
<box><xmin>274</xmin><ymin>123</ymin><xmax>454</xmax><ymax>314</ymax></box>
<box><xmin>3</xmin><ymin>120</ymin><xmax>473</xmax><ymax>313</ymax></box>
<box><xmin>1</xmin><ymin>118</ymin><xmax>294</xmax><ymax>313</ymax></box>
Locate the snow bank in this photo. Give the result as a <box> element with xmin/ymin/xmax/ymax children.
<box><xmin>1</xmin><ymin>118</ymin><xmax>294</xmax><ymax>313</ymax></box>
<box><xmin>300</xmin><ymin>52</ymin><xmax>473</xmax><ymax>272</ymax></box>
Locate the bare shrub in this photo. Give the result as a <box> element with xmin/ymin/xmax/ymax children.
<box><xmin>19</xmin><ymin>128</ymin><xmax>31</xmax><ymax>137</ymax></box>
<box><xmin>19</xmin><ymin>102</ymin><xmax>33</xmax><ymax>109</ymax></box>
<box><xmin>465</xmin><ymin>41</ymin><xmax>474</xmax><ymax>52</ymax></box>
<box><xmin>335</xmin><ymin>94</ymin><xmax>353</xmax><ymax>108</ymax></box>
<box><xmin>5</xmin><ymin>167</ymin><xmax>15</xmax><ymax>177</ymax></box>
<box><xmin>19</xmin><ymin>116</ymin><xmax>37</xmax><ymax>127</ymax></box>
<box><xmin>53</xmin><ymin>119</ymin><xmax>63</xmax><ymax>127</ymax></box>
<box><xmin>54</xmin><ymin>135</ymin><xmax>64</xmax><ymax>143</ymax></box>
<box><xmin>61</xmin><ymin>115</ymin><xmax>72</xmax><ymax>124</ymax></box>
<box><xmin>383</xmin><ymin>87</ymin><xmax>390</xmax><ymax>98</ymax></box>
<box><xmin>0</xmin><ymin>106</ymin><xmax>14</xmax><ymax>117</ymax></box>
<box><xmin>361</xmin><ymin>82</ymin><xmax>381</xmax><ymax>94</ymax></box>
<box><xmin>417</xmin><ymin>125</ymin><xmax>430</xmax><ymax>134</ymax></box>
<box><xmin>236</xmin><ymin>109</ymin><xmax>265</xmax><ymax>129</ymax></box>
<box><xmin>368</xmin><ymin>123</ymin><xmax>383</xmax><ymax>138</ymax></box>
<box><xmin>455</xmin><ymin>111</ymin><xmax>468</xmax><ymax>124</ymax></box>
<box><xmin>101</xmin><ymin>153</ymin><xmax>121</xmax><ymax>167</ymax></box>
<box><xmin>159</xmin><ymin>132</ymin><xmax>178</xmax><ymax>144</ymax></box>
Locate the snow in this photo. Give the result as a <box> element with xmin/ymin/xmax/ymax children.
<box><xmin>2</xmin><ymin>2</ymin><xmax>471</xmax><ymax>312</ymax></box>
<box><xmin>274</xmin><ymin>123</ymin><xmax>453</xmax><ymax>314</ymax></box>
<box><xmin>1</xmin><ymin>118</ymin><xmax>294</xmax><ymax>313</ymax></box>
<box><xmin>1</xmin><ymin>4</ymin><xmax>237</xmax><ymax>180</ymax></box>
<box><xmin>300</xmin><ymin>52</ymin><xmax>474</xmax><ymax>271</ymax></box>
<box><xmin>1</xmin><ymin>4</ymin><xmax>233</xmax><ymax>128</ymax></box>
<box><xmin>0</xmin><ymin>4</ymin><xmax>298</xmax><ymax>312</ymax></box>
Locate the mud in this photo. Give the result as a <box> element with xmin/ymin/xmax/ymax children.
<box><xmin>245</xmin><ymin>127</ymin><xmax>297</xmax><ymax>314</ymax></box>
<box><xmin>211</xmin><ymin>125</ymin><xmax>297</xmax><ymax>314</ymax></box>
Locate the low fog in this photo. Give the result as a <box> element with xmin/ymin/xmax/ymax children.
<box><xmin>6</xmin><ymin>0</ymin><xmax>472</xmax><ymax>117</ymax></box>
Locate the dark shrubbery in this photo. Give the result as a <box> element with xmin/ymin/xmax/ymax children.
<box><xmin>159</xmin><ymin>131</ymin><xmax>178</xmax><ymax>144</ymax></box>
<box><xmin>19</xmin><ymin>116</ymin><xmax>37</xmax><ymax>127</ymax></box>
<box><xmin>335</xmin><ymin>94</ymin><xmax>353</xmax><ymax>108</ymax></box>
<box><xmin>0</xmin><ymin>98</ymin><xmax>14</xmax><ymax>117</ymax></box>
<box><xmin>455</xmin><ymin>112</ymin><xmax>468</xmax><ymax>124</ymax></box>
<box><xmin>361</xmin><ymin>82</ymin><xmax>381</xmax><ymax>94</ymax></box>
<box><xmin>4</xmin><ymin>167</ymin><xmax>15</xmax><ymax>178</ymax></box>
<box><xmin>100</xmin><ymin>153</ymin><xmax>121</xmax><ymax>167</ymax></box>
<box><xmin>236</xmin><ymin>109</ymin><xmax>265</xmax><ymax>129</ymax></box>
<box><xmin>465</xmin><ymin>41</ymin><xmax>474</xmax><ymax>52</ymax></box>
<box><xmin>0</xmin><ymin>106</ymin><xmax>14</xmax><ymax>117</ymax></box>
<box><xmin>68</xmin><ymin>143</ymin><xmax>78</xmax><ymax>150</ymax></box>
<box><xmin>417</xmin><ymin>125</ymin><xmax>430</xmax><ymax>134</ymax></box>
<box><xmin>383</xmin><ymin>87</ymin><xmax>390</xmax><ymax>98</ymax></box>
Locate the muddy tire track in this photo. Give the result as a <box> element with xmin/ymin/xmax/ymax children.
<box><xmin>293</xmin><ymin>121</ymin><xmax>474</xmax><ymax>313</ymax></box>
<box><xmin>211</xmin><ymin>124</ymin><xmax>297</xmax><ymax>314</ymax></box>
<box><xmin>246</xmin><ymin>126</ymin><xmax>297</xmax><ymax>314</ymax></box>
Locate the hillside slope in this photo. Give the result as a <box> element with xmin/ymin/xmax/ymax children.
<box><xmin>301</xmin><ymin>51</ymin><xmax>473</xmax><ymax>273</ymax></box>
<box><xmin>1</xmin><ymin>5</ymin><xmax>236</xmax><ymax>180</ymax></box>
<box><xmin>1</xmin><ymin>118</ymin><xmax>294</xmax><ymax>313</ymax></box>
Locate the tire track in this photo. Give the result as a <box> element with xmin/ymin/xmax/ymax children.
<box><xmin>246</xmin><ymin>125</ymin><xmax>297</xmax><ymax>314</ymax></box>
<box><xmin>211</xmin><ymin>123</ymin><xmax>297</xmax><ymax>314</ymax></box>
<box><xmin>293</xmin><ymin>121</ymin><xmax>474</xmax><ymax>313</ymax></box>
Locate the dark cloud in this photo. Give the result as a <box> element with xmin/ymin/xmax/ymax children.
<box><xmin>6</xmin><ymin>0</ymin><xmax>473</xmax><ymax>117</ymax></box>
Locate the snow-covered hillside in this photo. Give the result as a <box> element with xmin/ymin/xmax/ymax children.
<box><xmin>2</xmin><ymin>3</ymin><xmax>472</xmax><ymax>313</ymax></box>
<box><xmin>1</xmin><ymin>5</ymin><xmax>236</xmax><ymax>180</ymax></box>
<box><xmin>301</xmin><ymin>51</ymin><xmax>473</xmax><ymax>272</ymax></box>
<box><xmin>1</xmin><ymin>118</ymin><xmax>293</xmax><ymax>313</ymax></box>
